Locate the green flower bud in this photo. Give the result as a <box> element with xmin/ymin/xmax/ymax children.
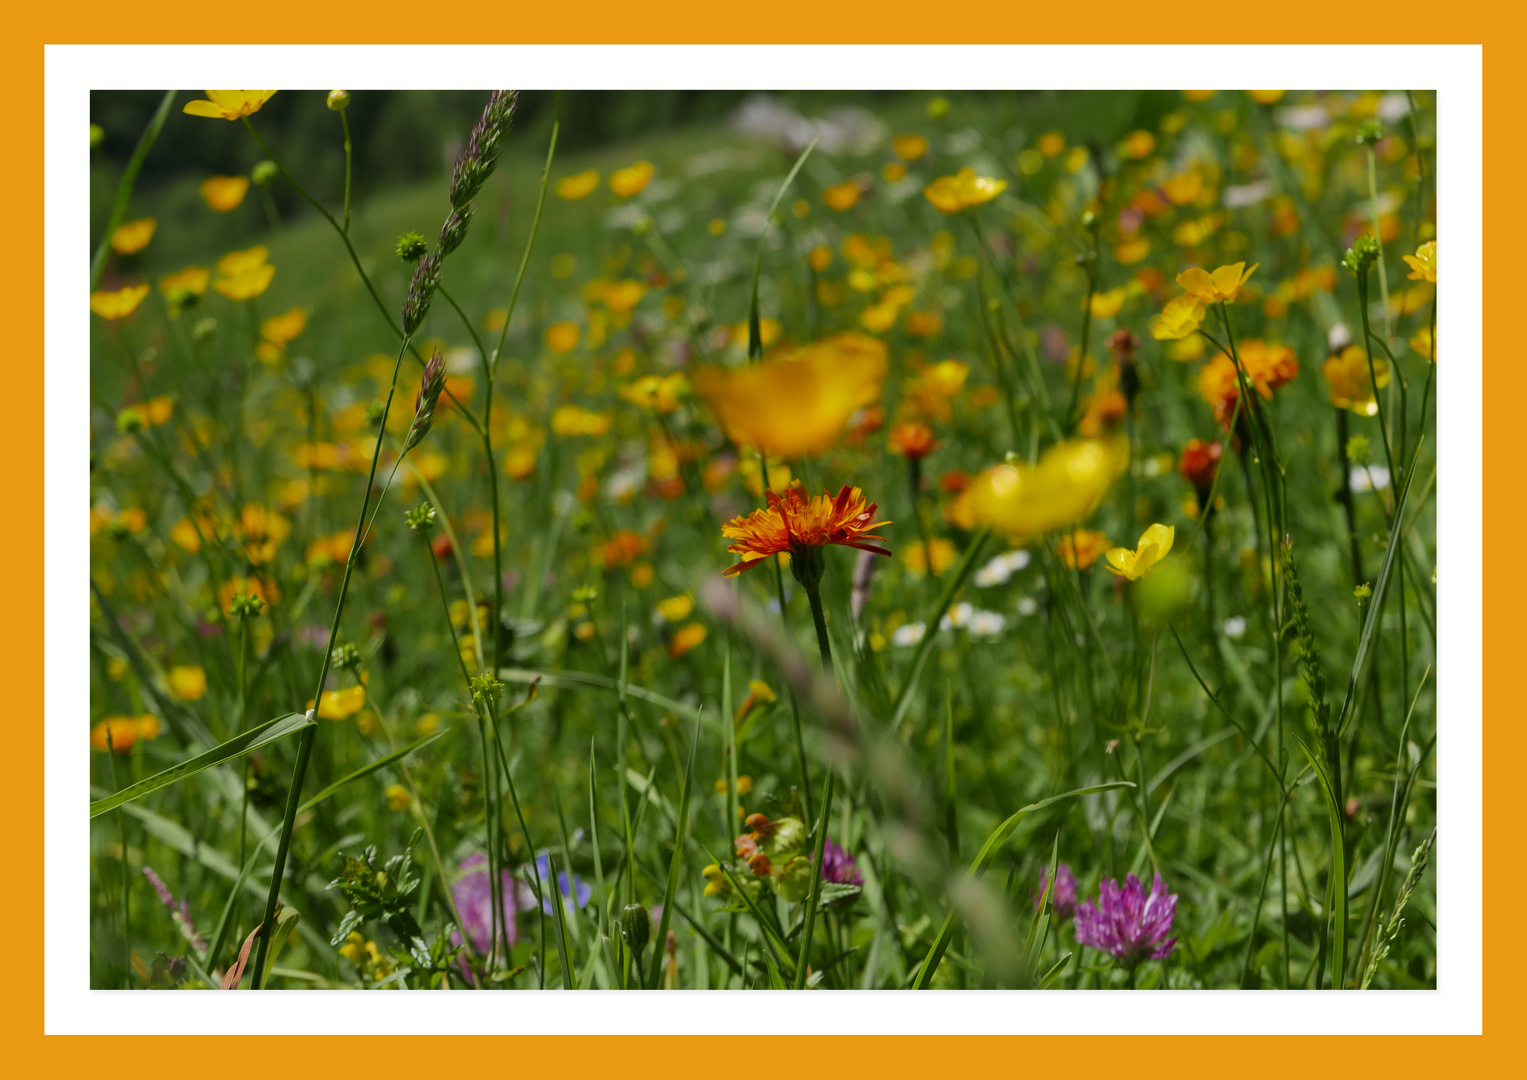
<box><xmin>1345</xmin><ymin>434</ymin><xmax>1372</xmax><ymax>466</ymax></box>
<box><xmin>761</xmin><ymin>816</ymin><xmax>806</xmax><ymax>858</ymax></box>
<box><xmin>115</xmin><ymin>407</ymin><xmax>146</xmax><ymax>434</ymax></box>
<box><xmin>405</xmin><ymin>503</ymin><xmax>437</xmax><ymax>532</ymax></box>
<box><xmin>395</xmin><ymin>231</ymin><xmax>429</xmax><ymax>263</ymax></box>
<box><xmin>327</xmin><ymin>90</ymin><xmax>351</xmax><ymax>112</ymax></box>
<box><xmin>469</xmin><ymin>671</ymin><xmax>504</xmax><ymax>705</ymax></box>
<box><xmin>191</xmin><ymin>317</ymin><xmax>218</xmax><ymax>343</ymax></box>
<box><xmin>228</xmin><ymin>592</ymin><xmax>266</xmax><ymax>619</ymax></box>
<box><xmin>620</xmin><ymin>903</ymin><xmax>651</xmax><ymax>958</ymax></box>
<box><xmin>1356</xmin><ymin>120</ymin><xmax>1384</xmax><ymax>146</ymax></box>
<box><xmin>331</xmin><ymin>642</ymin><xmax>362</xmax><ymax>671</ymax></box>
<box><xmin>89</xmin><ymin>123</ymin><xmax>104</xmax><ymax>149</ymax></box>
<box><xmin>364</xmin><ymin>400</ymin><xmax>386</xmax><ymax>427</ymax></box>
<box><xmin>1342</xmin><ymin>233</ymin><xmax>1382</xmax><ymax>277</ymax></box>
<box><xmin>251</xmin><ymin>160</ymin><xmax>278</xmax><ymax>187</ymax></box>
<box><xmin>1354</xmin><ymin>582</ymin><xmax>1373</xmax><ymax>600</ymax></box>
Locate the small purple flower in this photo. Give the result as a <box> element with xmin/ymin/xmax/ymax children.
<box><xmin>451</xmin><ymin>854</ymin><xmax>533</xmax><ymax>956</ymax></box>
<box><xmin>1035</xmin><ymin>862</ymin><xmax>1078</xmax><ymax>921</ymax></box>
<box><xmin>820</xmin><ymin>837</ymin><xmax>863</xmax><ymax>887</ymax></box>
<box><xmin>1074</xmin><ymin>872</ymin><xmax>1178</xmax><ymax>964</ymax></box>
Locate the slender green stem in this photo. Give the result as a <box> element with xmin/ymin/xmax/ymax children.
<box><xmin>339</xmin><ymin>106</ymin><xmax>353</xmax><ymax>235</ymax></box>
<box><xmin>103</xmin><ymin>727</ymin><xmax>131</xmax><ymax>986</ymax></box>
<box><xmin>91</xmin><ymin>90</ymin><xmax>175</xmax><ymax>291</ymax></box>
<box><xmin>249</xmin><ymin>335</ymin><xmax>412</xmax><ymax>989</ymax></box>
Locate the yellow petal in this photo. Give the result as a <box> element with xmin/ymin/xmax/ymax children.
<box><xmin>182</xmin><ymin>100</ymin><xmax>227</xmax><ymax>118</ymax></box>
<box><xmin>1210</xmin><ymin>262</ymin><xmax>1247</xmax><ymax>298</ymax></box>
<box><xmin>1176</xmin><ymin>267</ymin><xmax>1217</xmax><ymax>301</ymax></box>
<box><xmin>1103</xmin><ymin>547</ymin><xmax>1132</xmax><ymax>575</ymax></box>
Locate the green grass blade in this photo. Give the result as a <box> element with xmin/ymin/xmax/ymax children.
<box><xmin>792</xmin><ymin>769</ymin><xmax>835</xmax><ymax>989</ymax></box>
<box><xmin>1295</xmin><ymin>734</ymin><xmax>1348</xmax><ymax>988</ymax></box>
<box><xmin>748</xmin><ymin>136</ymin><xmax>820</xmax><ymax>358</ymax></box>
<box><xmin>889</xmin><ymin>528</ymin><xmax>991</xmax><ymax>728</ymax></box>
<box><xmin>90</xmin><ymin>712</ymin><xmax>312</xmax><ymax>818</ymax></box>
<box><xmin>648</xmin><ymin>709</ymin><xmax>700</xmax><ymax>988</ymax></box>
<box><xmin>91</xmin><ymin>89</ymin><xmax>176</xmax><ymax>291</ymax></box>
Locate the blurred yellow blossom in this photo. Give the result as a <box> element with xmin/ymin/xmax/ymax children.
<box><xmin>669</xmin><ymin>622</ymin><xmax>707</xmax><ymax>659</ymax></box>
<box><xmin>168</xmin><ymin>665</ymin><xmax>208</xmax><ymax>702</ymax></box>
<box><xmin>91</xmin><ymin>284</ymin><xmax>150</xmax><ymax>321</ymax></box>
<box><xmin>609</xmin><ymin>161</ymin><xmax>654</xmax><ymax>197</ymax></box>
<box><xmin>214</xmin><ymin>246</ymin><xmax>275</xmax><ymax>300</ymax></box>
<box><xmin>261</xmin><ymin>308</ymin><xmax>307</xmax><ymax>345</ymax></box>
<box><xmin>556</xmin><ymin>169</ymin><xmax>600</xmax><ymax>200</ymax></box>
<box><xmin>969</xmin><ymin>437</ymin><xmax>1128</xmax><ymax>538</ymax></box>
<box><xmin>111</xmin><ymin>218</ymin><xmax>156</xmax><ymax>254</ymax></box>
<box><xmin>546</xmin><ymin>322</ymin><xmax>580</xmax><ymax>353</ymax></box>
<box><xmin>692</xmin><ymin>332</ymin><xmax>887</xmax><ymax>459</ymax></box>
<box><xmin>924</xmin><ymin>168</ymin><xmax>1007</xmax><ymax>213</ymax></box>
<box><xmin>200</xmin><ymin>175</ymin><xmax>250</xmax><ymax>212</ymax></box>
<box><xmin>824</xmin><ymin>181</ymin><xmax>862</xmax><ymax>211</ymax></box>
<box><xmin>1322</xmin><ymin>345</ymin><xmax>1390</xmax><ymax>416</ymax></box>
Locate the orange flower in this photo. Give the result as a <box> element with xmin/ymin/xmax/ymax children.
<box><xmin>1178</xmin><ymin>438</ymin><xmax>1222</xmax><ymax>492</ymax></box>
<box><xmin>261</xmin><ymin>307</ymin><xmax>307</xmax><ymax>345</ymax></box>
<box><xmin>1057</xmin><ymin>529</ymin><xmax>1110</xmax><ymax>571</ymax></box>
<box><xmin>720</xmin><ymin>482</ymin><xmax>891</xmax><ymax>579</ymax></box>
<box><xmin>888</xmin><ymin>420</ymin><xmax>937</xmax><ymax>460</ymax></box>
<box><xmin>200</xmin><ymin>175</ymin><xmax>250</xmax><ymax>212</ymax></box>
<box><xmin>669</xmin><ymin>623</ymin><xmax>708</xmax><ymax>659</ymax></box>
<box><xmin>556</xmin><ymin>169</ymin><xmax>600</xmax><ymax>200</ymax></box>
<box><xmin>892</xmin><ymin>134</ymin><xmax>929</xmax><ymax>161</ymax></box>
<box><xmin>213</xmin><ymin>245</ymin><xmax>275</xmax><ymax>300</ymax></box>
<box><xmin>599</xmin><ymin>530</ymin><xmax>650</xmax><ymax>569</ymax></box>
<box><xmin>1197</xmin><ymin>341</ymin><xmax>1299</xmax><ymax>428</ymax></box>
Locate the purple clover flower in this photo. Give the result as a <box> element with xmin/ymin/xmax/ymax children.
<box><xmin>1035</xmin><ymin>862</ymin><xmax>1078</xmax><ymax>921</ymax></box>
<box><xmin>820</xmin><ymin>837</ymin><xmax>863</xmax><ymax>887</ymax></box>
<box><xmin>1074</xmin><ymin>872</ymin><xmax>1178</xmax><ymax>964</ymax></box>
<box><xmin>450</xmin><ymin>854</ymin><xmax>533</xmax><ymax>956</ymax></box>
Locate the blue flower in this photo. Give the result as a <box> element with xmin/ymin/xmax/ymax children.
<box><xmin>534</xmin><ymin>852</ymin><xmax>592</xmax><ymax>915</ymax></box>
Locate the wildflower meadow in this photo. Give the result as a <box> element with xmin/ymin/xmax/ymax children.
<box><xmin>87</xmin><ymin>89</ymin><xmax>1437</xmax><ymax>992</ymax></box>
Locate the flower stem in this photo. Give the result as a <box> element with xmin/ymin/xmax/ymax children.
<box><xmin>248</xmin><ymin>335</ymin><xmax>412</xmax><ymax>989</ymax></box>
<box><xmin>803</xmin><ymin>578</ymin><xmax>833</xmax><ymax>670</ymax></box>
<box><xmin>338</xmin><ymin>106</ymin><xmax>353</xmax><ymax>235</ymax></box>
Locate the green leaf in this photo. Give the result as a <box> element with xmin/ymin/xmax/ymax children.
<box><xmin>816</xmin><ymin>882</ymin><xmax>861</xmax><ymax>909</ymax></box>
<box><xmin>91</xmin><ymin>712</ymin><xmax>313</xmax><ymax>818</ymax></box>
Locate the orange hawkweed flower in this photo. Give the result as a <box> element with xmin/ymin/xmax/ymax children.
<box><xmin>720</xmin><ymin>482</ymin><xmax>891</xmax><ymax>579</ymax></box>
<box><xmin>1178</xmin><ymin>438</ymin><xmax>1222</xmax><ymax>493</ymax></box>
<box><xmin>1057</xmin><ymin>529</ymin><xmax>1111</xmax><ymax>571</ymax></box>
<box><xmin>888</xmin><ymin>420</ymin><xmax>937</xmax><ymax>460</ymax></box>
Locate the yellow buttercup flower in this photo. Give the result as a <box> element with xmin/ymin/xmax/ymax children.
<box><xmin>691</xmin><ymin>332</ymin><xmax>887</xmax><ymax>460</ymax></box>
<box><xmin>111</xmin><ymin>218</ymin><xmax>156</xmax><ymax>254</ymax></box>
<box><xmin>261</xmin><ymin>308</ymin><xmax>307</xmax><ymax>345</ymax></box>
<box><xmin>214</xmin><ymin>245</ymin><xmax>275</xmax><ymax>300</ymax></box>
<box><xmin>1176</xmin><ymin>262</ymin><xmax>1258</xmax><ymax>304</ymax></box>
<box><xmin>546</xmin><ymin>321</ymin><xmax>581</xmax><ymax>354</ymax></box>
<box><xmin>969</xmin><ymin>437</ymin><xmax>1129</xmax><ymax>538</ymax></box>
<box><xmin>1322</xmin><ymin>345</ymin><xmax>1390</xmax><ymax>417</ymax></box>
<box><xmin>1151</xmin><ymin>294</ymin><xmax>1206</xmax><ymax>340</ymax></box>
<box><xmin>90</xmin><ymin>284</ymin><xmax>150</xmax><ymax>321</ymax></box>
<box><xmin>1403</xmin><ymin>240</ymin><xmax>1436</xmax><ymax>284</ymax></box>
<box><xmin>316</xmin><ymin>683</ymin><xmax>367</xmax><ymax>720</ymax></box>
<box><xmin>385</xmin><ymin>783</ymin><xmax>412</xmax><ymax>811</ymax></box>
<box><xmin>1248</xmin><ymin>90</ymin><xmax>1286</xmax><ymax>105</ymax></box>
<box><xmin>200</xmin><ymin>174</ymin><xmax>250</xmax><ymax>212</ymax></box>
<box><xmin>892</xmin><ymin>133</ymin><xmax>929</xmax><ymax>161</ymax></box>
<box><xmin>669</xmin><ymin>622</ymin><xmax>708</xmax><ymax>659</ymax></box>
<box><xmin>602</xmin><ymin>279</ymin><xmax>647</xmax><ymax>314</ymax></box>
<box><xmin>823</xmin><ymin>181</ymin><xmax>862</xmax><ymax>211</ymax></box>
<box><xmin>1104</xmin><ymin>524</ymin><xmax>1175</xmax><ymax>581</ymax></box>
<box><xmin>619</xmin><ymin>372</ymin><xmax>688</xmax><ymax>414</ymax></box>
<box><xmin>923</xmin><ymin>168</ymin><xmax>1007</xmax><ymax>213</ymax></box>
<box><xmin>168</xmin><ymin>664</ymin><xmax>208</xmax><ymax>702</ymax></box>
<box><xmin>655</xmin><ymin>593</ymin><xmax>694</xmax><ymax>623</ymax></box>
<box><xmin>556</xmin><ymin>169</ymin><xmax>601</xmax><ymax>200</ymax></box>
<box><xmin>1089</xmin><ymin>287</ymin><xmax>1128</xmax><ymax>319</ymax></box>
<box><xmin>182</xmin><ymin>90</ymin><xmax>278</xmax><ymax>120</ymax></box>
<box><xmin>609</xmin><ymin>160</ymin><xmax>654</xmax><ymax>197</ymax></box>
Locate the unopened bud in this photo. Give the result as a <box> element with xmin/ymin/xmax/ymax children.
<box><xmin>115</xmin><ymin>407</ymin><xmax>146</xmax><ymax>434</ymax></box>
<box><xmin>620</xmin><ymin>903</ymin><xmax>650</xmax><ymax>958</ymax></box>
<box><xmin>395</xmin><ymin>231</ymin><xmax>429</xmax><ymax>263</ymax></box>
<box><xmin>1342</xmin><ymin>233</ymin><xmax>1381</xmax><ymax>277</ymax></box>
<box><xmin>89</xmin><ymin>123</ymin><xmax>104</xmax><ymax>149</ymax></box>
<box><xmin>251</xmin><ymin>160</ymin><xmax>278</xmax><ymax>186</ymax></box>
<box><xmin>405</xmin><ymin>503</ymin><xmax>437</xmax><ymax>532</ymax></box>
<box><xmin>327</xmin><ymin>90</ymin><xmax>351</xmax><ymax>112</ymax></box>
